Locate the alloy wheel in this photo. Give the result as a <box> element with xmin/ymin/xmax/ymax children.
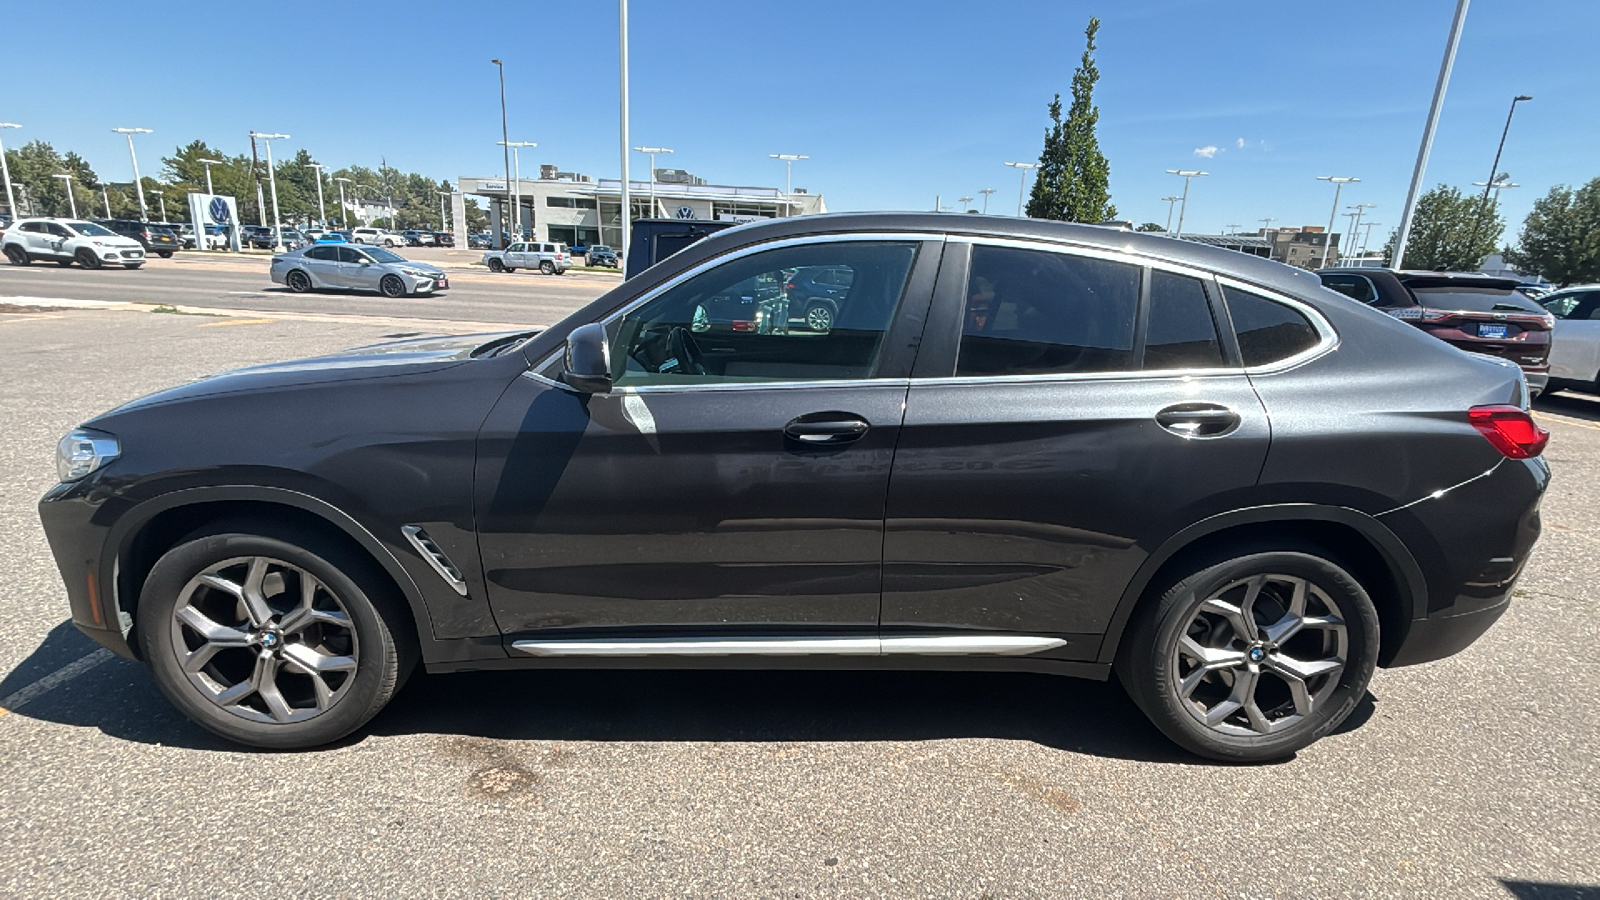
<box><xmin>287</xmin><ymin>270</ymin><xmax>311</xmax><ymax>292</ymax></box>
<box><xmin>805</xmin><ymin>304</ymin><xmax>834</xmax><ymax>332</ymax></box>
<box><xmin>380</xmin><ymin>275</ymin><xmax>406</xmax><ymax>298</ymax></box>
<box><xmin>168</xmin><ymin>556</ymin><xmax>359</xmax><ymax>724</ymax></box>
<box><xmin>1171</xmin><ymin>573</ymin><xmax>1347</xmax><ymax>737</ymax></box>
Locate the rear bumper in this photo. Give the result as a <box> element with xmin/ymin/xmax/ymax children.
<box><xmin>1385</xmin><ymin>597</ymin><xmax>1510</xmax><ymax>667</ymax></box>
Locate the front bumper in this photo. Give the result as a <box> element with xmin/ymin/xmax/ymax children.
<box><xmin>38</xmin><ymin>479</ymin><xmax>136</xmax><ymax>659</ymax></box>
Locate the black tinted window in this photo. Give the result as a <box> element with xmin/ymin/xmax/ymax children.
<box><xmin>958</xmin><ymin>246</ymin><xmax>1140</xmax><ymax>376</ymax></box>
<box><xmin>1224</xmin><ymin>287</ymin><xmax>1322</xmax><ymax>367</ymax></box>
<box><xmin>1320</xmin><ymin>273</ymin><xmax>1378</xmax><ymax>305</ymax></box>
<box><xmin>305</xmin><ymin>246</ymin><xmax>336</xmax><ymax>261</ymax></box>
<box><xmin>1406</xmin><ymin>286</ymin><xmax>1544</xmax><ymax>314</ymax></box>
<box><xmin>335</xmin><ymin>247</ymin><xmax>363</xmax><ymax>263</ymax></box>
<box><xmin>1144</xmin><ymin>271</ymin><xmax>1225</xmax><ymax>370</ymax></box>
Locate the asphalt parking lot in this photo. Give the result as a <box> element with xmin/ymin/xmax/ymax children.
<box><xmin>1</xmin><ymin>304</ymin><xmax>1597</xmax><ymax>898</ymax></box>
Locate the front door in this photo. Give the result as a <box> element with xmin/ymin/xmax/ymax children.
<box><xmin>883</xmin><ymin>242</ymin><xmax>1271</xmax><ymax>659</ymax></box>
<box><xmin>475</xmin><ymin>236</ymin><xmax>940</xmax><ymax>643</ymax></box>
<box><xmin>1544</xmin><ymin>290</ymin><xmax>1600</xmax><ymax>383</ymax></box>
<box><xmin>336</xmin><ymin>246</ymin><xmax>376</xmax><ymax>290</ymax></box>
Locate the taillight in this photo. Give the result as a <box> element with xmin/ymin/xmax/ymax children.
<box><xmin>1469</xmin><ymin>405</ymin><xmax>1548</xmax><ymax>459</ymax></box>
<box><xmin>1420</xmin><ymin>308</ymin><xmax>1449</xmax><ymax>321</ymax></box>
<box><xmin>731</xmin><ymin>320</ymin><xmax>755</xmax><ymax>332</ymax></box>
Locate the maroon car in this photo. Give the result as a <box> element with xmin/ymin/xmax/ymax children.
<box><xmin>1319</xmin><ymin>268</ymin><xmax>1553</xmax><ymax>397</ymax></box>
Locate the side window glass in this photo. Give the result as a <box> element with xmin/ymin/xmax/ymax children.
<box><xmin>957</xmin><ymin>245</ymin><xmax>1139</xmax><ymax>376</ymax></box>
<box><xmin>1541</xmin><ymin>295</ymin><xmax>1579</xmax><ymax>319</ymax></box>
<box><xmin>1144</xmin><ymin>271</ymin><xmax>1225</xmax><ymax>370</ymax></box>
<box><xmin>336</xmin><ymin>247</ymin><xmax>363</xmax><ymax>263</ymax></box>
<box><xmin>1223</xmin><ymin>286</ymin><xmax>1322</xmax><ymax>367</ymax></box>
<box><xmin>1320</xmin><ymin>274</ymin><xmax>1377</xmax><ymax>305</ymax></box>
<box><xmin>609</xmin><ymin>241</ymin><xmax>919</xmax><ymax>388</ymax></box>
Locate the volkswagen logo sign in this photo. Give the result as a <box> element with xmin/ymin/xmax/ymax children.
<box><xmin>209</xmin><ymin>196</ymin><xmax>231</xmax><ymax>225</ymax></box>
<box><xmin>675</xmin><ymin>206</ymin><xmax>697</xmax><ymax>219</ymax></box>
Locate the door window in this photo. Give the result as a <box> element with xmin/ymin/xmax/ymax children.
<box><xmin>1222</xmin><ymin>286</ymin><xmax>1323</xmax><ymax>367</ymax></box>
<box><xmin>335</xmin><ymin>246</ymin><xmax>364</xmax><ymax>263</ymax></box>
<box><xmin>607</xmin><ymin>241</ymin><xmax>920</xmax><ymax>388</ymax></box>
<box><xmin>1144</xmin><ymin>270</ymin><xmax>1226</xmax><ymax>370</ymax></box>
<box><xmin>1319</xmin><ymin>273</ymin><xmax>1378</xmax><ymax>305</ymax></box>
<box><xmin>1542</xmin><ymin>295</ymin><xmax>1580</xmax><ymax>319</ymax></box>
<box><xmin>305</xmin><ymin>246</ymin><xmax>337</xmax><ymax>261</ymax></box>
<box><xmin>957</xmin><ymin>245</ymin><xmax>1140</xmax><ymax>376</ymax></box>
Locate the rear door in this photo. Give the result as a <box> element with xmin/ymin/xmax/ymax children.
<box><xmin>882</xmin><ymin>240</ymin><xmax>1272</xmax><ymax>659</ymax></box>
<box><xmin>301</xmin><ymin>245</ymin><xmax>340</xmax><ymax>286</ymax></box>
<box><xmin>1544</xmin><ymin>290</ymin><xmax>1600</xmax><ymax>382</ymax></box>
<box><xmin>334</xmin><ymin>246</ymin><xmax>369</xmax><ymax>289</ymax></box>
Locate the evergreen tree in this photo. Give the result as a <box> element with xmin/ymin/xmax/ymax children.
<box><xmin>1026</xmin><ymin>17</ymin><xmax>1115</xmax><ymax>223</ymax></box>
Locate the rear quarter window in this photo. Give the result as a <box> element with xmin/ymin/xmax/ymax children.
<box><xmin>1223</xmin><ymin>286</ymin><xmax>1323</xmax><ymax>367</ymax></box>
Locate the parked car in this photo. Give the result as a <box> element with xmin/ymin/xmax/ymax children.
<box><xmin>401</xmin><ymin>230</ymin><xmax>436</xmax><ymax>247</ymax></box>
<box><xmin>95</xmin><ymin>219</ymin><xmax>181</xmax><ymax>257</ymax></box>
<box><xmin>585</xmin><ymin>245</ymin><xmax>619</xmax><ymax>268</ymax></box>
<box><xmin>350</xmin><ymin>227</ymin><xmax>402</xmax><ymax>247</ymax></box>
<box><xmin>241</xmin><ymin>226</ymin><xmax>276</xmax><ymax>250</ymax></box>
<box><xmin>481</xmin><ymin>240</ymin><xmax>571</xmax><ymax>275</ymax></box>
<box><xmin>313</xmin><ymin>231</ymin><xmax>347</xmax><ymax>243</ymax></box>
<box><xmin>468</xmin><ymin>232</ymin><xmax>494</xmax><ymax>250</ymax></box>
<box><xmin>39</xmin><ymin>213</ymin><xmax>1548</xmax><ymax>760</ymax></box>
<box><xmin>1535</xmin><ymin>284</ymin><xmax>1600</xmax><ymax>391</ymax></box>
<box><xmin>432</xmin><ymin>231</ymin><xmax>454</xmax><ymax>248</ymax></box>
<box><xmin>269</xmin><ymin>243</ymin><xmax>449</xmax><ymax>297</ymax></box>
<box><xmin>783</xmin><ymin>265</ymin><xmax>856</xmax><ymax>332</ymax></box>
<box><xmin>3</xmin><ymin>217</ymin><xmax>146</xmax><ymax>268</ymax></box>
<box><xmin>624</xmin><ymin>217</ymin><xmax>738</xmax><ymax>279</ymax></box>
<box><xmin>1318</xmin><ymin>268</ymin><xmax>1553</xmax><ymax>398</ymax></box>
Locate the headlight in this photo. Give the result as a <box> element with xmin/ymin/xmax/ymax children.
<box><xmin>398</xmin><ymin>267</ymin><xmax>429</xmax><ymax>277</ymax></box>
<box><xmin>57</xmin><ymin>428</ymin><xmax>120</xmax><ymax>482</ymax></box>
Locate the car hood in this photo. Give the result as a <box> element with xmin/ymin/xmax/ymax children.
<box><xmin>97</xmin><ymin>330</ymin><xmax>538</xmax><ymax>415</ymax></box>
<box><xmin>393</xmin><ymin>261</ymin><xmax>445</xmax><ymax>275</ymax></box>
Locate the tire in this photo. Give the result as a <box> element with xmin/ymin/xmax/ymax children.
<box><xmin>353</xmin><ymin>238</ymin><xmax>366</xmax><ymax>244</ymax></box>
<box><xmin>137</xmin><ymin>528</ymin><xmax>415</xmax><ymax>749</ymax></box>
<box><xmin>76</xmin><ymin>249</ymin><xmax>102</xmax><ymax>270</ymax></box>
<box><xmin>539</xmin><ymin>260</ymin><xmax>555</xmax><ymax>275</ymax></box>
<box><xmin>286</xmin><ymin>269</ymin><xmax>313</xmax><ymax>293</ymax></box>
<box><xmin>4</xmin><ymin>244</ymin><xmax>31</xmax><ymax>266</ymax></box>
<box><xmin>158</xmin><ymin>251</ymin><xmax>174</xmax><ymax>259</ymax></box>
<box><xmin>804</xmin><ymin>303</ymin><xmax>835</xmax><ymax>333</ymax></box>
<box><xmin>124</xmin><ymin>264</ymin><xmax>143</xmax><ymax>270</ymax></box>
<box><xmin>487</xmin><ymin>258</ymin><xmax>505</xmax><ymax>273</ymax></box>
<box><xmin>1116</xmin><ymin>547</ymin><xmax>1379</xmax><ymax>763</ymax></box>
<box><xmin>56</xmin><ymin>259</ymin><xmax>74</xmax><ymax>267</ymax></box>
<box><xmin>379</xmin><ymin>274</ymin><xmax>407</xmax><ymax>298</ymax></box>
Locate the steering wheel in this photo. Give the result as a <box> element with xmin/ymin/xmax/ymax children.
<box><xmin>665</xmin><ymin>326</ymin><xmax>707</xmax><ymax>376</ymax></box>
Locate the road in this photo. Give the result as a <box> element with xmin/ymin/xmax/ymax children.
<box><xmin>0</xmin><ymin>248</ymin><xmax>614</xmax><ymax>327</ymax></box>
<box><xmin>0</xmin><ymin>305</ymin><xmax>1596</xmax><ymax>897</ymax></box>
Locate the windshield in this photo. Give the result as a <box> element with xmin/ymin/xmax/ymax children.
<box><xmin>1408</xmin><ymin>287</ymin><xmax>1545</xmax><ymax>314</ymax></box>
<box><xmin>67</xmin><ymin>221</ymin><xmax>115</xmax><ymax>237</ymax></box>
<box><xmin>365</xmin><ymin>247</ymin><xmax>405</xmax><ymax>264</ymax></box>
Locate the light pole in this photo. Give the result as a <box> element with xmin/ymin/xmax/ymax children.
<box><xmin>959</xmin><ymin>196</ymin><xmax>974</xmax><ymax>213</ymax></box>
<box><xmin>1163</xmin><ymin>195</ymin><xmax>1184</xmax><ymax>233</ymax></box>
<box><xmin>0</xmin><ymin>122</ymin><xmax>18</xmax><ymax>223</ymax></box>
<box><xmin>249</xmin><ymin>131</ymin><xmax>290</xmax><ymax>251</ymax></box>
<box><xmin>632</xmin><ymin>146</ymin><xmax>672</xmax><ymax>217</ymax></box>
<box><xmin>197</xmin><ymin>158</ymin><xmax>224</xmax><ymax>196</ymax></box>
<box><xmin>438</xmin><ymin>191</ymin><xmax>452</xmax><ymax>232</ymax></box>
<box><xmin>306</xmin><ymin>161</ymin><xmax>327</xmax><ymax>227</ymax></box>
<box><xmin>1346</xmin><ymin>203</ymin><xmax>1375</xmax><ymax>261</ymax></box>
<box><xmin>1005</xmin><ymin>161</ymin><xmax>1038</xmax><ymax>216</ymax></box>
<box><xmin>499</xmin><ymin>140</ymin><xmax>536</xmax><ymax>237</ymax></box>
<box><xmin>1165</xmin><ymin>170</ymin><xmax>1209</xmax><ymax>238</ymax></box>
<box><xmin>334</xmin><ymin>177</ymin><xmax>352</xmax><ymax>229</ymax></box>
<box><xmin>52</xmin><ymin>173</ymin><xmax>77</xmax><ymax>218</ymax></box>
<box><xmin>617</xmin><ymin>0</ymin><xmax>631</xmax><ymax>262</ymax></box>
<box><xmin>1393</xmin><ymin>0</ymin><xmax>1471</xmax><ymax>271</ymax></box>
<box><xmin>1316</xmin><ymin>176</ymin><xmax>1359</xmax><ymax>267</ymax></box>
<box><xmin>1472</xmin><ymin>175</ymin><xmax>1518</xmax><ymax>206</ymax></box>
<box><xmin>1480</xmin><ymin>96</ymin><xmax>1531</xmax><ymax>211</ymax></box>
<box><xmin>100</xmin><ymin>185</ymin><xmax>111</xmax><ymax>218</ymax></box>
<box><xmin>769</xmin><ymin>154</ymin><xmax>808</xmax><ymax>216</ymax></box>
<box><xmin>1226</xmin><ymin>223</ymin><xmax>1240</xmax><ymax>236</ymax></box>
<box><xmin>1341</xmin><ymin>212</ymin><xmax>1359</xmax><ymax>261</ymax></box>
<box><xmin>978</xmin><ymin>188</ymin><xmax>996</xmax><ymax>214</ymax></box>
<box><xmin>112</xmin><ymin>127</ymin><xmax>152</xmax><ymax>221</ymax></box>
<box><xmin>149</xmin><ymin>189</ymin><xmax>167</xmax><ymax>222</ymax></box>
<box><xmin>1361</xmin><ymin>222</ymin><xmax>1382</xmax><ymax>258</ymax></box>
<box><xmin>491</xmin><ymin>58</ymin><xmax>512</xmax><ymax>250</ymax></box>
<box><xmin>1260</xmin><ymin>216</ymin><xmax>1277</xmax><ymax>255</ymax></box>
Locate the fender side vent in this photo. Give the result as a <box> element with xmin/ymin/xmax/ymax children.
<box><xmin>401</xmin><ymin>525</ymin><xmax>469</xmax><ymax>596</ymax></box>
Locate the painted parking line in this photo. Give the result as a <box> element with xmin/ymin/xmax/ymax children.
<box><xmin>1532</xmin><ymin>411</ymin><xmax>1600</xmax><ymax>432</ymax></box>
<box><xmin>0</xmin><ymin>649</ymin><xmax>114</xmax><ymax>715</ymax></box>
<box><xmin>198</xmin><ymin>318</ymin><xmax>276</xmax><ymax>327</ymax></box>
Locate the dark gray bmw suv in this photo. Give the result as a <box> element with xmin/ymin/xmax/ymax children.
<box><xmin>39</xmin><ymin>213</ymin><xmax>1547</xmax><ymax>761</ymax></box>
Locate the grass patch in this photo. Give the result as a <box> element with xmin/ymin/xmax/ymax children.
<box><xmin>149</xmin><ymin>305</ymin><xmax>226</xmax><ymax>317</ymax></box>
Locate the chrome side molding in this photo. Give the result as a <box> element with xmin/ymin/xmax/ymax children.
<box><xmin>400</xmin><ymin>525</ymin><xmax>469</xmax><ymax>596</ymax></box>
<box><xmin>510</xmin><ymin>635</ymin><xmax>1067</xmax><ymax>658</ymax></box>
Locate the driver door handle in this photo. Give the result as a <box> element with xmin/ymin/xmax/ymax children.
<box><xmin>1155</xmin><ymin>404</ymin><xmax>1240</xmax><ymax>438</ymax></box>
<box><xmin>784</xmin><ymin>414</ymin><xmax>870</xmax><ymax>445</ymax></box>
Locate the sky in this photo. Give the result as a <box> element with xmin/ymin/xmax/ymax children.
<box><xmin>6</xmin><ymin>0</ymin><xmax>1597</xmax><ymax>245</ymax></box>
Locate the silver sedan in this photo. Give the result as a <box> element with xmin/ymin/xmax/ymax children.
<box><xmin>1539</xmin><ymin>284</ymin><xmax>1600</xmax><ymax>388</ymax></box>
<box><xmin>269</xmin><ymin>244</ymin><xmax>450</xmax><ymax>298</ymax></box>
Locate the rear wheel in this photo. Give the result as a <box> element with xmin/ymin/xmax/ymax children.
<box><xmin>157</xmin><ymin>251</ymin><xmax>174</xmax><ymax>258</ymax></box>
<box><xmin>76</xmin><ymin>249</ymin><xmax>102</xmax><ymax>270</ymax></box>
<box><xmin>138</xmin><ymin>529</ymin><xmax>415</xmax><ymax>749</ymax></box>
<box><xmin>286</xmin><ymin>269</ymin><xmax>312</xmax><ymax>293</ymax></box>
<box><xmin>379</xmin><ymin>274</ymin><xmax>407</xmax><ymax>298</ymax></box>
<box><xmin>487</xmin><ymin>258</ymin><xmax>505</xmax><ymax>273</ymax></box>
<box><xmin>4</xmin><ymin>244</ymin><xmax>30</xmax><ymax>265</ymax></box>
<box><xmin>804</xmin><ymin>303</ymin><xmax>835</xmax><ymax>333</ymax></box>
<box><xmin>539</xmin><ymin>260</ymin><xmax>555</xmax><ymax>275</ymax></box>
<box><xmin>56</xmin><ymin>259</ymin><xmax>74</xmax><ymax>267</ymax></box>
<box><xmin>1117</xmin><ymin>548</ymin><xmax>1379</xmax><ymax>762</ymax></box>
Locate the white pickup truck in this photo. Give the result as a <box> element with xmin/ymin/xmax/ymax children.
<box><xmin>481</xmin><ymin>240</ymin><xmax>571</xmax><ymax>275</ymax></box>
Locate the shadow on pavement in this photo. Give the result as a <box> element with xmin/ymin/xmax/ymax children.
<box><xmin>5</xmin><ymin>618</ymin><xmax>1374</xmax><ymax>765</ymax></box>
<box><xmin>1535</xmin><ymin>388</ymin><xmax>1600</xmax><ymax>422</ymax></box>
<box><xmin>1500</xmin><ymin>880</ymin><xmax>1600</xmax><ymax>900</ymax></box>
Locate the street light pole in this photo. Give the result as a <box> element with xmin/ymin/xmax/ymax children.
<box><xmin>334</xmin><ymin>177</ymin><xmax>352</xmax><ymax>231</ymax></box>
<box><xmin>250</xmin><ymin>132</ymin><xmax>290</xmax><ymax>251</ymax></box>
<box><xmin>1360</xmin><ymin>221</ymin><xmax>1381</xmax><ymax>257</ymax></box>
<box><xmin>634</xmin><ymin>147</ymin><xmax>673</xmax><ymax>217</ymax></box>
<box><xmin>1346</xmin><ymin>203</ymin><xmax>1375</xmax><ymax>261</ymax></box>
<box><xmin>768</xmin><ymin>154</ymin><xmax>808</xmax><ymax>216</ymax></box>
<box><xmin>1165</xmin><ymin>170</ymin><xmax>1209</xmax><ymax>238</ymax></box>
<box><xmin>959</xmin><ymin>196</ymin><xmax>974</xmax><ymax>213</ymax></box>
<box><xmin>0</xmin><ymin>123</ymin><xmax>19</xmax><ymax>223</ymax></box>
<box><xmin>149</xmin><ymin>189</ymin><xmax>167</xmax><ymax>222</ymax></box>
<box><xmin>437</xmin><ymin>191</ymin><xmax>452</xmax><ymax>232</ymax></box>
<box><xmin>307</xmin><ymin>161</ymin><xmax>327</xmax><ymax>227</ymax></box>
<box><xmin>499</xmin><ymin>140</ymin><xmax>537</xmax><ymax>237</ymax></box>
<box><xmin>112</xmin><ymin>127</ymin><xmax>152</xmax><ymax>221</ymax></box>
<box><xmin>1005</xmin><ymin>161</ymin><xmax>1039</xmax><ymax>216</ymax></box>
<box><xmin>1162</xmin><ymin>195</ymin><xmax>1183</xmax><ymax>232</ymax></box>
<box><xmin>492</xmin><ymin>58</ymin><xmax>512</xmax><ymax>250</ymax></box>
<box><xmin>196</xmin><ymin>158</ymin><xmax>224</xmax><ymax>197</ymax></box>
<box><xmin>101</xmin><ymin>185</ymin><xmax>111</xmax><ymax>218</ymax></box>
<box><xmin>978</xmin><ymin>188</ymin><xmax>996</xmax><ymax>214</ymax></box>
<box><xmin>1316</xmin><ymin>176</ymin><xmax>1359</xmax><ymax>267</ymax></box>
<box><xmin>1480</xmin><ymin>96</ymin><xmax>1531</xmax><ymax>211</ymax></box>
<box><xmin>1472</xmin><ymin>176</ymin><xmax>1519</xmax><ymax>206</ymax></box>
<box><xmin>618</xmin><ymin>0</ymin><xmax>631</xmax><ymax>262</ymax></box>
<box><xmin>1392</xmin><ymin>0</ymin><xmax>1471</xmax><ymax>272</ymax></box>
<box><xmin>52</xmin><ymin>173</ymin><xmax>77</xmax><ymax>218</ymax></box>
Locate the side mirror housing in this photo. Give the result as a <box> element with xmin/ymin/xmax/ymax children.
<box><xmin>562</xmin><ymin>322</ymin><xmax>613</xmax><ymax>393</ymax></box>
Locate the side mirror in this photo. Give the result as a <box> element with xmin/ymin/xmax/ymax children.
<box><xmin>562</xmin><ymin>322</ymin><xmax>613</xmax><ymax>393</ymax></box>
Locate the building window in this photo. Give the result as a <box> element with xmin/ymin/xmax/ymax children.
<box><xmin>546</xmin><ymin>196</ymin><xmax>598</xmax><ymax>210</ymax></box>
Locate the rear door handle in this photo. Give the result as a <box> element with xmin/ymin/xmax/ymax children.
<box><xmin>784</xmin><ymin>413</ymin><xmax>870</xmax><ymax>444</ymax></box>
<box><xmin>1155</xmin><ymin>404</ymin><xmax>1241</xmax><ymax>438</ymax></box>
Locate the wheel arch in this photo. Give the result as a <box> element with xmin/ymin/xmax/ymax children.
<box><xmin>1097</xmin><ymin>505</ymin><xmax>1426</xmax><ymax>669</ymax></box>
<box><xmin>107</xmin><ymin>487</ymin><xmax>430</xmax><ymax>660</ymax></box>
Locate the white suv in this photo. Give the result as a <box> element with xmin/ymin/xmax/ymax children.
<box><xmin>2</xmin><ymin>218</ymin><xmax>147</xmax><ymax>269</ymax></box>
<box><xmin>350</xmin><ymin>227</ymin><xmax>402</xmax><ymax>247</ymax></box>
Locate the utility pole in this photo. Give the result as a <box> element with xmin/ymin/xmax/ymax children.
<box><xmin>978</xmin><ymin>188</ymin><xmax>996</xmax><ymax>214</ymax></box>
<box><xmin>1393</xmin><ymin>0</ymin><xmax>1471</xmax><ymax>271</ymax></box>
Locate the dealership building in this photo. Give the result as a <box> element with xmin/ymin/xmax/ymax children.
<box><xmin>457</xmin><ymin>164</ymin><xmax>826</xmax><ymax>248</ymax></box>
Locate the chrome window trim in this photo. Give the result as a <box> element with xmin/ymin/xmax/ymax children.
<box><xmin>947</xmin><ymin>233</ymin><xmax>1223</xmax><ymax>282</ymax></box>
<box><xmin>528</xmin><ymin>231</ymin><xmax>940</xmax><ymax>394</ymax></box>
<box><xmin>912</xmin><ymin>368</ymin><xmax>1249</xmax><ymax>389</ymax></box>
<box><xmin>1214</xmin><ymin>275</ymin><xmax>1340</xmax><ymax>374</ymax></box>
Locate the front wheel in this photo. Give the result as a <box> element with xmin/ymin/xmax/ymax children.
<box><xmin>76</xmin><ymin>249</ymin><xmax>103</xmax><ymax>270</ymax></box>
<box><xmin>137</xmin><ymin>529</ymin><xmax>415</xmax><ymax>749</ymax></box>
<box><xmin>379</xmin><ymin>274</ymin><xmax>407</xmax><ymax>298</ymax></box>
<box><xmin>157</xmin><ymin>251</ymin><xmax>174</xmax><ymax>259</ymax></box>
<box><xmin>1117</xmin><ymin>548</ymin><xmax>1378</xmax><ymax>763</ymax></box>
<box><xmin>539</xmin><ymin>260</ymin><xmax>555</xmax><ymax>275</ymax></box>
<box><xmin>56</xmin><ymin>259</ymin><xmax>74</xmax><ymax>267</ymax></box>
<box><xmin>804</xmin><ymin>303</ymin><xmax>835</xmax><ymax>333</ymax></box>
<box><xmin>487</xmin><ymin>258</ymin><xmax>505</xmax><ymax>273</ymax></box>
<box><xmin>123</xmin><ymin>264</ymin><xmax>143</xmax><ymax>269</ymax></box>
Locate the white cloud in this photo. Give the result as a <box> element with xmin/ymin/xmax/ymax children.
<box><xmin>1194</xmin><ymin>145</ymin><xmax>1219</xmax><ymax>159</ymax></box>
<box><xmin>1236</xmin><ymin>137</ymin><xmax>1246</xmax><ymax>149</ymax></box>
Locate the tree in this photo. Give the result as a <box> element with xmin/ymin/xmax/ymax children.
<box><xmin>1389</xmin><ymin>184</ymin><xmax>1502</xmax><ymax>271</ymax></box>
<box><xmin>1135</xmin><ymin>222</ymin><xmax>1165</xmax><ymax>232</ymax></box>
<box><xmin>1504</xmin><ymin>178</ymin><xmax>1600</xmax><ymax>287</ymax></box>
<box><xmin>3</xmin><ymin>140</ymin><xmax>99</xmax><ymax>218</ymax></box>
<box><xmin>1026</xmin><ymin>17</ymin><xmax>1115</xmax><ymax>223</ymax></box>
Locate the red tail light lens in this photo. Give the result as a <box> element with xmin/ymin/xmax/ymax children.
<box><xmin>1468</xmin><ymin>405</ymin><xmax>1548</xmax><ymax>459</ymax></box>
<box><xmin>731</xmin><ymin>320</ymin><xmax>755</xmax><ymax>332</ymax></box>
